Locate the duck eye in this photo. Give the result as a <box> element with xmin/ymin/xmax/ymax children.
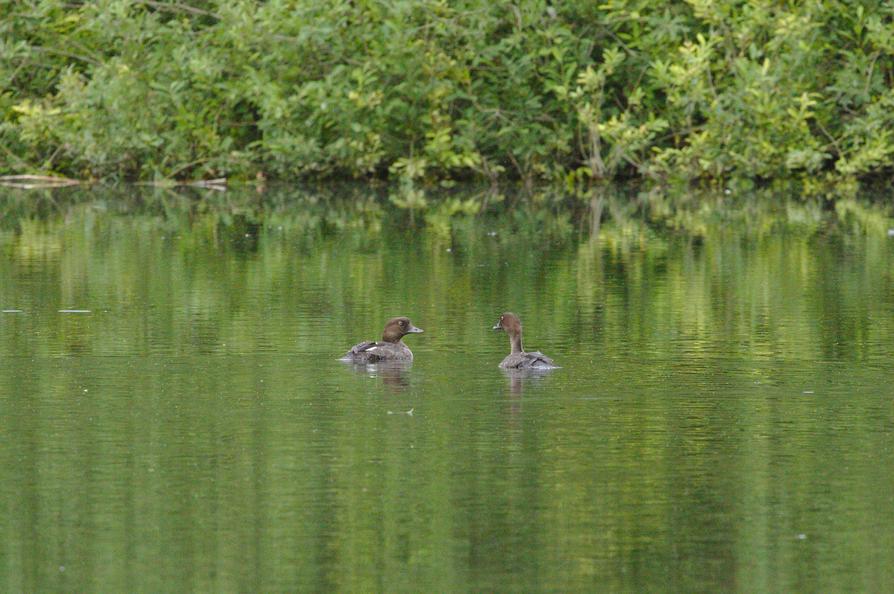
<box><xmin>400</xmin><ymin>320</ymin><xmax>406</xmax><ymax>326</ymax></box>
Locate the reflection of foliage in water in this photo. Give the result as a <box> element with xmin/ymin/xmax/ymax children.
<box><xmin>2</xmin><ymin>184</ymin><xmax>893</xmax><ymax>253</ymax></box>
<box><xmin>2</xmin><ymin>184</ymin><xmax>894</xmax><ymax>592</ymax></box>
<box><xmin>5</xmin><ymin>182</ymin><xmax>890</xmax><ymax>374</ymax></box>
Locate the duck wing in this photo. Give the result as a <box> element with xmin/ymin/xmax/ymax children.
<box><xmin>525</xmin><ymin>351</ymin><xmax>557</xmax><ymax>368</ymax></box>
<box><xmin>340</xmin><ymin>340</ymin><xmax>380</xmax><ymax>361</ymax></box>
<box><xmin>350</xmin><ymin>341</ymin><xmax>379</xmax><ymax>354</ymax></box>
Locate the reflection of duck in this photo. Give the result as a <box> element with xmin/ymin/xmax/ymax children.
<box><xmin>340</xmin><ymin>317</ymin><xmax>424</xmax><ymax>363</ymax></box>
<box><xmin>343</xmin><ymin>360</ymin><xmax>412</xmax><ymax>391</ymax></box>
<box><xmin>492</xmin><ymin>312</ymin><xmax>558</xmax><ymax>370</ymax></box>
<box><xmin>502</xmin><ymin>367</ymin><xmax>556</xmax><ymax>394</ymax></box>
<box><xmin>505</xmin><ymin>368</ymin><xmax>525</xmax><ymax>396</ymax></box>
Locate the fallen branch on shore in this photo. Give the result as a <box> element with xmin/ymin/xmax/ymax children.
<box><xmin>0</xmin><ymin>175</ymin><xmax>82</xmax><ymax>189</ymax></box>
<box><xmin>190</xmin><ymin>177</ymin><xmax>227</xmax><ymax>190</ymax></box>
<box><xmin>136</xmin><ymin>177</ymin><xmax>227</xmax><ymax>191</ymax></box>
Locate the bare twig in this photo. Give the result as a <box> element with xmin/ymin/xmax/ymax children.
<box><xmin>29</xmin><ymin>46</ymin><xmax>101</xmax><ymax>67</ymax></box>
<box><xmin>813</xmin><ymin>118</ymin><xmax>842</xmax><ymax>157</ymax></box>
<box><xmin>136</xmin><ymin>1</ymin><xmax>221</xmax><ymax>20</ymax></box>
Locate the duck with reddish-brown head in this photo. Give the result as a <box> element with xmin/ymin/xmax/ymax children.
<box><xmin>340</xmin><ymin>317</ymin><xmax>424</xmax><ymax>363</ymax></box>
<box><xmin>492</xmin><ymin>312</ymin><xmax>558</xmax><ymax>370</ymax></box>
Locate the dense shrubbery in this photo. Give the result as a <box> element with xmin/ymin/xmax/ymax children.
<box><xmin>2</xmin><ymin>1</ymin><xmax>894</xmax><ymax>187</ymax></box>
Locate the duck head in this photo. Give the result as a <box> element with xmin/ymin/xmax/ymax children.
<box><xmin>492</xmin><ymin>312</ymin><xmax>523</xmax><ymax>353</ymax></box>
<box><xmin>381</xmin><ymin>316</ymin><xmax>424</xmax><ymax>343</ymax></box>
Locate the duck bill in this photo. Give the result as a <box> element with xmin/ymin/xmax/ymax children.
<box><xmin>492</xmin><ymin>323</ymin><xmax>503</xmax><ymax>331</ymax></box>
<box><xmin>406</xmin><ymin>325</ymin><xmax>424</xmax><ymax>334</ymax></box>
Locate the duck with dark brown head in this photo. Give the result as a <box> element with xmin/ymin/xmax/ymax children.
<box><xmin>340</xmin><ymin>317</ymin><xmax>424</xmax><ymax>363</ymax></box>
<box><xmin>492</xmin><ymin>312</ymin><xmax>558</xmax><ymax>370</ymax></box>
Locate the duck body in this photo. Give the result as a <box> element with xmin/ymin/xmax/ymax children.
<box><xmin>342</xmin><ymin>340</ymin><xmax>415</xmax><ymax>363</ymax></box>
<box><xmin>499</xmin><ymin>350</ymin><xmax>556</xmax><ymax>370</ymax></box>
<box><xmin>492</xmin><ymin>312</ymin><xmax>558</xmax><ymax>370</ymax></box>
<box><xmin>340</xmin><ymin>317</ymin><xmax>423</xmax><ymax>363</ymax></box>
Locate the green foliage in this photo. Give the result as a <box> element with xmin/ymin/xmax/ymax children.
<box><xmin>3</xmin><ymin>0</ymin><xmax>894</xmax><ymax>186</ymax></box>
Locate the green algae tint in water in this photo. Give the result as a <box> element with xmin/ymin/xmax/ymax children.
<box><xmin>1</xmin><ymin>186</ymin><xmax>894</xmax><ymax>592</ymax></box>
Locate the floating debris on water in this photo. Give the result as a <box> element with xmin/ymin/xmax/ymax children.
<box><xmin>58</xmin><ymin>309</ymin><xmax>91</xmax><ymax>313</ymax></box>
<box><xmin>2</xmin><ymin>309</ymin><xmax>23</xmax><ymax>313</ymax></box>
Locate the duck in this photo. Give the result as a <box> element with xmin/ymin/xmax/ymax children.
<box><xmin>492</xmin><ymin>312</ymin><xmax>557</xmax><ymax>369</ymax></box>
<box><xmin>340</xmin><ymin>317</ymin><xmax>424</xmax><ymax>363</ymax></box>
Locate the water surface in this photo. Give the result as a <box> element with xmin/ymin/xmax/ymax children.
<box><xmin>1</xmin><ymin>186</ymin><xmax>893</xmax><ymax>592</ymax></box>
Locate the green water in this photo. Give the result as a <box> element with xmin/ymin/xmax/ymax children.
<box><xmin>1</xmin><ymin>186</ymin><xmax>893</xmax><ymax>592</ymax></box>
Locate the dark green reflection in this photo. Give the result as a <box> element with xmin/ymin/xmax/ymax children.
<box><xmin>1</xmin><ymin>185</ymin><xmax>893</xmax><ymax>592</ymax></box>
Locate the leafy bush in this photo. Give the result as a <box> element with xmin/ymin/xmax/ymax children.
<box><xmin>2</xmin><ymin>0</ymin><xmax>894</xmax><ymax>187</ymax></box>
